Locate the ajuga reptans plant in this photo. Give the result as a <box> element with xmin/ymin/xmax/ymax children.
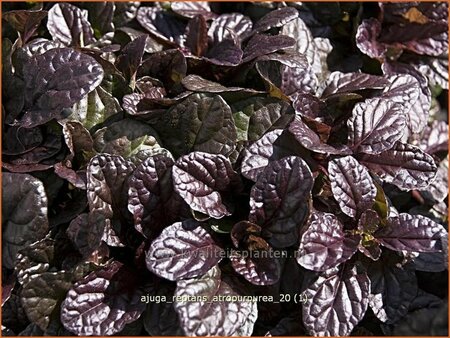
<box><xmin>2</xmin><ymin>2</ymin><xmax>448</xmax><ymax>336</ymax></box>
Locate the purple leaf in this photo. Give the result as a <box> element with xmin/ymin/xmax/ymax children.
<box><xmin>356</xmin><ymin>18</ymin><xmax>386</xmax><ymax>59</ymax></box>
<box><xmin>138</xmin><ymin>49</ymin><xmax>187</xmax><ymax>93</ymax></box>
<box><xmin>92</xmin><ymin>118</ymin><xmax>160</xmax><ymax>158</ymax></box>
<box><xmin>382</xmin><ymin>62</ymin><xmax>431</xmax><ymax>134</ymax></box>
<box><xmin>20</xmin><ymin>38</ymin><xmax>62</xmax><ymax>58</ymax></box>
<box><xmin>61</xmin><ymin>261</ymin><xmax>146</xmax><ymax>336</ymax></box>
<box><xmin>291</xmin><ymin>92</ymin><xmax>322</xmax><ymax>119</ymax></box>
<box><xmin>171</xmin><ymin>2</ymin><xmax>216</xmax><ymax>20</ymax></box>
<box><xmin>249</xmin><ymin>156</ymin><xmax>313</xmax><ymax>248</ymax></box>
<box><xmin>242</xmin><ymin>34</ymin><xmax>296</xmax><ymax>63</ymax></box>
<box><xmin>358</xmin><ymin>142</ymin><xmax>437</xmax><ymax>190</ymax></box>
<box><xmin>252</xmin><ymin>7</ymin><xmax>298</xmax><ymax>34</ymax></box>
<box><xmin>153</xmin><ymin>93</ymin><xmax>237</xmax><ymax>157</ymax></box>
<box><xmin>204</xmin><ymin>39</ymin><xmax>243</xmax><ymax>66</ymax></box>
<box><xmin>381</xmin><ymin>74</ymin><xmax>421</xmax><ymax>113</ymax></box>
<box><xmin>367</xmin><ymin>256</ymin><xmax>418</xmax><ymax>323</ymax></box>
<box><xmin>21</xmin><ymin>48</ymin><xmax>103</xmax><ymax>127</ymax></box>
<box><xmin>381</xmin><ymin>73</ymin><xmax>424</xmax><ymax>133</ymax></box>
<box><xmin>414</xmin><ymin>56</ymin><xmax>449</xmax><ymax>89</ymax></box>
<box><xmin>302</xmin><ymin>264</ymin><xmax>370</xmax><ymax>336</ymax></box>
<box><xmin>416</xmin><ymin>120</ymin><xmax>448</xmax><ymax>155</ymax></box>
<box><xmin>230</xmin><ymin>249</ymin><xmax>281</xmax><ymax>286</ymax></box>
<box><xmin>329</xmin><ymin>156</ymin><xmax>377</xmax><ymax>218</ymax></box>
<box><xmin>185</xmin><ymin>15</ymin><xmax>208</xmax><ymax>57</ymax></box>
<box><xmin>297</xmin><ymin>212</ymin><xmax>360</xmax><ymax>271</ymax></box>
<box><xmin>240</xmin><ymin>129</ymin><xmax>287</xmax><ymax>181</ymax></box>
<box><xmin>172</xmin><ymin>152</ymin><xmax>239</xmax><ymax>219</ymax></box>
<box><xmin>121</xmin><ymin>91</ymin><xmax>172</xmax><ymax>118</ymax></box>
<box><xmin>47</xmin><ymin>3</ymin><xmax>95</xmax><ymax>47</ymax></box>
<box><xmin>232</xmin><ymin>96</ymin><xmax>294</xmax><ymax>143</ymax></box>
<box><xmin>66</xmin><ymin>212</ymin><xmax>105</xmax><ymax>257</ymax></box>
<box><xmin>322</xmin><ymin>72</ymin><xmax>390</xmax><ymax>98</ymax></box>
<box><xmin>146</xmin><ymin>221</ymin><xmax>224</xmax><ymax>281</ymax></box>
<box><xmin>412</xmin><ymin>235</ymin><xmax>448</xmax><ymax>272</ymax></box>
<box><xmin>289</xmin><ymin>117</ymin><xmax>346</xmax><ymax>155</ymax></box>
<box><xmin>21</xmin><ymin>271</ymin><xmax>73</xmax><ymax>330</ymax></box>
<box><xmin>128</xmin><ymin>155</ymin><xmax>187</xmax><ymax>239</ymax></box>
<box><xmin>375</xmin><ymin>213</ymin><xmax>446</xmax><ymax>253</ymax></box>
<box><xmin>115</xmin><ymin>35</ymin><xmax>147</xmax><ymax>82</ymax></box>
<box><xmin>174</xmin><ymin>265</ymin><xmax>258</xmax><ymax>336</ymax></box>
<box><xmin>348</xmin><ymin>98</ymin><xmax>406</xmax><ymax>155</ymax></box>
<box><xmin>282</xmin><ymin>17</ymin><xmax>331</xmax><ymax>85</ymax></box>
<box><xmin>255</xmin><ymin>52</ymin><xmax>311</xmax><ymax>96</ymax></box>
<box><xmin>62</xmin><ymin>121</ymin><xmax>94</xmax><ymax>159</ymax></box>
<box><xmin>208</xmin><ymin>13</ymin><xmax>252</xmax><ymax>43</ymax></box>
<box><xmin>420</xmin><ymin>157</ymin><xmax>448</xmax><ymax>203</ymax></box>
<box><xmin>87</xmin><ymin>154</ymin><xmax>136</xmax><ymax>246</ymax></box>
<box><xmin>3</xmin><ymin>10</ymin><xmax>48</xmax><ymax>44</ymax></box>
<box><xmin>2</xmin><ymin>173</ymin><xmax>48</xmax><ymax>269</ymax></box>
<box><xmin>136</xmin><ymin>7</ymin><xmax>186</xmax><ymax>46</ymax></box>
<box><xmin>182</xmin><ymin>75</ymin><xmax>261</xmax><ymax>95</ymax></box>
<box><xmin>379</xmin><ymin>21</ymin><xmax>448</xmax><ymax>57</ymax></box>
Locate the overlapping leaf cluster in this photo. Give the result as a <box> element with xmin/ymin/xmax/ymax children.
<box><xmin>2</xmin><ymin>2</ymin><xmax>448</xmax><ymax>336</ymax></box>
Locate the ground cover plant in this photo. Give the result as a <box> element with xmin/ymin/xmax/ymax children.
<box><xmin>1</xmin><ymin>1</ymin><xmax>448</xmax><ymax>336</ymax></box>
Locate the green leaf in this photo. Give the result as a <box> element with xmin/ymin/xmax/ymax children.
<box><xmin>231</xmin><ymin>96</ymin><xmax>294</xmax><ymax>142</ymax></box>
<box><xmin>70</xmin><ymin>86</ymin><xmax>121</xmax><ymax>130</ymax></box>
<box><xmin>92</xmin><ymin>118</ymin><xmax>161</xmax><ymax>158</ymax></box>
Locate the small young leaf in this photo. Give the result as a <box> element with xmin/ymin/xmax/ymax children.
<box><xmin>230</xmin><ymin>249</ymin><xmax>281</xmax><ymax>286</ymax></box>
